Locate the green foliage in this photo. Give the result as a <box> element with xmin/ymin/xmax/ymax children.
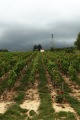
<box><xmin>0</xmin><ymin>51</ymin><xmax>80</xmax><ymax>120</ymax></box>
<box><xmin>56</xmin><ymin>94</ymin><xmax>64</xmax><ymax>103</ymax></box>
<box><xmin>54</xmin><ymin>111</ymin><xmax>76</xmax><ymax>120</ymax></box>
<box><xmin>29</xmin><ymin>110</ymin><xmax>36</xmax><ymax>116</ymax></box>
<box><xmin>74</xmin><ymin>32</ymin><xmax>80</xmax><ymax>50</ymax></box>
<box><xmin>62</xmin><ymin>60</ymin><xmax>69</xmax><ymax>74</ymax></box>
<box><xmin>36</xmin><ymin>55</ymin><xmax>55</xmax><ymax>120</ymax></box>
<box><xmin>68</xmin><ymin>65</ymin><xmax>77</xmax><ymax>80</ymax></box>
<box><xmin>14</xmin><ymin>91</ymin><xmax>26</xmax><ymax>103</ymax></box>
<box><xmin>47</xmin><ymin>61</ymin><xmax>57</xmax><ymax>72</ymax></box>
<box><xmin>28</xmin><ymin>56</ymin><xmax>38</xmax><ymax>84</ymax></box>
<box><xmin>0</xmin><ymin>104</ymin><xmax>27</xmax><ymax>120</ymax></box>
<box><xmin>66</xmin><ymin>94</ymin><xmax>80</xmax><ymax>116</ymax></box>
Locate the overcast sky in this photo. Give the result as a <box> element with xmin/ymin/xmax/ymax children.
<box><xmin>0</xmin><ymin>0</ymin><xmax>80</xmax><ymax>51</ymax></box>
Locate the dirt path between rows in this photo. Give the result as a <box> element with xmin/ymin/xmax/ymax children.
<box><xmin>45</xmin><ymin>71</ymin><xmax>80</xmax><ymax>120</ymax></box>
<box><xmin>0</xmin><ymin>102</ymin><xmax>15</xmax><ymax>114</ymax></box>
<box><xmin>0</xmin><ymin>63</ymin><xmax>31</xmax><ymax>114</ymax></box>
<box><xmin>61</xmin><ymin>73</ymin><xmax>80</xmax><ymax>102</ymax></box>
<box><xmin>20</xmin><ymin>73</ymin><xmax>40</xmax><ymax>118</ymax></box>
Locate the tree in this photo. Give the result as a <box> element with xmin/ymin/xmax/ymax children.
<box><xmin>33</xmin><ymin>44</ymin><xmax>42</xmax><ymax>51</ymax></box>
<box><xmin>74</xmin><ymin>32</ymin><xmax>80</xmax><ymax>50</ymax></box>
<box><xmin>0</xmin><ymin>49</ymin><xmax>8</xmax><ymax>52</ymax></box>
<box><xmin>33</xmin><ymin>45</ymin><xmax>38</xmax><ymax>51</ymax></box>
<box><xmin>37</xmin><ymin>44</ymin><xmax>42</xmax><ymax>51</ymax></box>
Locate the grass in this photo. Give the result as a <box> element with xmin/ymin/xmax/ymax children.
<box><xmin>32</xmin><ymin>54</ymin><xmax>55</xmax><ymax>120</ymax></box>
<box><xmin>14</xmin><ymin>91</ymin><xmax>26</xmax><ymax>104</ymax></box>
<box><xmin>0</xmin><ymin>54</ymin><xmax>39</xmax><ymax>120</ymax></box>
<box><xmin>73</xmin><ymin>76</ymin><xmax>80</xmax><ymax>85</ymax></box>
<box><xmin>0</xmin><ymin>104</ymin><xmax>27</xmax><ymax>120</ymax></box>
<box><xmin>43</xmin><ymin>53</ymin><xmax>77</xmax><ymax>120</ymax></box>
<box><xmin>0</xmin><ymin>52</ymin><xmax>80</xmax><ymax>120</ymax></box>
<box><xmin>54</xmin><ymin>111</ymin><xmax>76</xmax><ymax>120</ymax></box>
<box><xmin>66</xmin><ymin>94</ymin><xmax>80</xmax><ymax>116</ymax></box>
<box><xmin>29</xmin><ymin>110</ymin><xmax>36</xmax><ymax>116</ymax></box>
<box><xmin>58</xmin><ymin>72</ymin><xmax>80</xmax><ymax>116</ymax></box>
<box><xmin>59</xmin><ymin>73</ymin><xmax>80</xmax><ymax>116</ymax></box>
<box><xmin>59</xmin><ymin>75</ymin><xmax>80</xmax><ymax>116</ymax></box>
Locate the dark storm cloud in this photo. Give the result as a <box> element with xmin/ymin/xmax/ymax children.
<box><xmin>0</xmin><ymin>25</ymin><xmax>50</xmax><ymax>50</ymax></box>
<box><xmin>0</xmin><ymin>0</ymin><xmax>80</xmax><ymax>50</ymax></box>
<box><xmin>50</xmin><ymin>20</ymin><xmax>80</xmax><ymax>38</ymax></box>
<box><xmin>0</xmin><ymin>20</ymin><xmax>80</xmax><ymax>51</ymax></box>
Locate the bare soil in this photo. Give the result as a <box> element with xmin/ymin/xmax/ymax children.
<box><xmin>20</xmin><ymin>88</ymin><xmax>40</xmax><ymax>112</ymax></box>
<box><xmin>62</xmin><ymin>74</ymin><xmax>80</xmax><ymax>101</ymax></box>
<box><xmin>20</xmin><ymin>73</ymin><xmax>40</xmax><ymax>118</ymax></box>
<box><xmin>0</xmin><ymin>88</ymin><xmax>16</xmax><ymax>102</ymax></box>
<box><xmin>45</xmin><ymin>71</ymin><xmax>80</xmax><ymax>120</ymax></box>
<box><xmin>0</xmin><ymin>72</ymin><xmax>9</xmax><ymax>83</ymax></box>
<box><xmin>0</xmin><ymin>101</ymin><xmax>15</xmax><ymax>114</ymax></box>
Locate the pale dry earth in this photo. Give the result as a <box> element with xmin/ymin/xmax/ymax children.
<box><xmin>0</xmin><ymin>102</ymin><xmax>14</xmax><ymax>114</ymax></box>
<box><xmin>46</xmin><ymin>71</ymin><xmax>80</xmax><ymax>120</ymax></box>
<box><xmin>62</xmin><ymin>74</ymin><xmax>80</xmax><ymax>101</ymax></box>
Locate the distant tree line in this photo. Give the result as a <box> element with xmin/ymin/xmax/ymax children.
<box><xmin>33</xmin><ymin>44</ymin><xmax>42</xmax><ymax>51</ymax></box>
<box><xmin>0</xmin><ymin>49</ymin><xmax>8</xmax><ymax>52</ymax></box>
<box><xmin>50</xmin><ymin>47</ymin><xmax>75</xmax><ymax>53</ymax></box>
